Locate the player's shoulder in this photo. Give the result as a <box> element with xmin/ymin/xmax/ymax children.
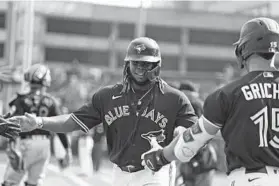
<box><xmin>163</xmin><ymin>81</ymin><xmax>184</xmax><ymax>96</ymax></box>
<box><xmin>206</xmin><ymin>75</ymin><xmax>249</xmax><ymax>105</ymax></box>
<box><xmin>162</xmin><ymin>80</ymin><xmax>190</xmax><ymax>102</ymax></box>
<box><xmin>216</xmin><ymin>73</ymin><xmax>253</xmax><ymax>96</ymax></box>
<box><xmin>8</xmin><ymin>90</ymin><xmax>29</xmax><ymax>106</ymax></box>
<box><xmin>92</xmin><ymin>83</ymin><xmax>123</xmax><ymax>98</ymax></box>
<box><xmin>16</xmin><ymin>89</ymin><xmax>30</xmax><ymax>97</ymax></box>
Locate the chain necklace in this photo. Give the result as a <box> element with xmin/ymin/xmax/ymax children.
<box><xmin>131</xmin><ymin>86</ymin><xmax>153</xmax><ymax>106</ymax></box>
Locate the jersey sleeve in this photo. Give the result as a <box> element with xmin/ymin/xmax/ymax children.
<box><xmin>175</xmin><ymin>93</ymin><xmax>198</xmax><ymax>128</ymax></box>
<box><xmin>70</xmin><ymin>89</ymin><xmax>103</xmax><ymax>133</ymax></box>
<box><xmin>203</xmin><ymin>89</ymin><xmax>229</xmax><ymax>128</ymax></box>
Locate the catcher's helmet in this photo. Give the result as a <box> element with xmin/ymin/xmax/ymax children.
<box><xmin>24</xmin><ymin>64</ymin><xmax>51</xmax><ymax>87</ymax></box>
<box><xmin>234</xmin><ymin>17</ymin><xmax>279</xmax><ymax>68</ymax></box>
<box><xmin>124</xmin><ymin>37</ymin><xmax>161</xmax><ymax>81</ymax></box>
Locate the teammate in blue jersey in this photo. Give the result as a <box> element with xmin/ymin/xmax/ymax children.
<box><xmin>6</xmin><ymin>37</ymin><xmax>197</xmax><ymax>186</ymax></box>
<box><xmin>2</xmin><ymin>64</ymin><xmax>71</xmax><ymax>186</ymax></box>
<box><xmin>141</xmin><ymin>17</ymin><xmax>279</xmax><ymax>186</ymax></box>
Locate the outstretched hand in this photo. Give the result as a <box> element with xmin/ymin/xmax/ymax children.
<box><xmin>7</xmin><ymin>113</ymin><xmax>40</xmax><ymax>133</ymax></box>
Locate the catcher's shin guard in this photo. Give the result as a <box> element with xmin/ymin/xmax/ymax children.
<box><xmin>6</xmin><ymin>147</ymin><xmax>24</xmax><ymax>172</ymax></box>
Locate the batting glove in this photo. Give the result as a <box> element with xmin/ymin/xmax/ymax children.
<box><xmin>141</xmin><ymin>137</ymin><xmax>170</xmax><ymax>172</ymax></box>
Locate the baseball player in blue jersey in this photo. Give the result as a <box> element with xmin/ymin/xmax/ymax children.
<box><xmin>1</xmin><ymin>64</ymin><xmax>71</xmax><ymax>186</ymax></box>
<box><xmin>141</xmin><ymin>17</ymin><xmax>279</xmax><ymax>186</ymax></box>
<box><xmin>7</xmin><ymin>37</ymin><xmax>198</xmax><ymax>186</ymax></box>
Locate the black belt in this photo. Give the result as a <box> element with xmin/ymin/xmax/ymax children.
<box><xmin>245</xmin><ymin>167</ymin><xmax>267</xmax><ymax>174</ymax></box>
<box><xmin>119</xmin><ymin>165</ymin><xmax>144</xmax><ymax>173</ymax></box>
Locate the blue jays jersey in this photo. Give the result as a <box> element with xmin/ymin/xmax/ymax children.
<box><xmin>203</xmin><ymin>71</ymin><xmax>279</xmax><ymax>174</ymax></box>
<box><xmin>71</xmin><ymin>82</ymin><xmax>197</xmax><ymax>167</ymax></box>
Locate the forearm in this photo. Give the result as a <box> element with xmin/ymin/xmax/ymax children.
<box><xmin>163</xmin><ymin>135</ymin><xmax>180</xmax><ymax>162</ymax></box>
<box><xmin>40</xmin><ymin>114</ymin><xmax>79</xmax><ymax>133</ymax></box>
<box><xmin>163</xmin><ymin>117</ymin><xmax>219</xmax><ymax>163</ymax></box>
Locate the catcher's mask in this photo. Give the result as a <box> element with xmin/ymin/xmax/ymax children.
<box><xmin>234</xmin><ymin>17</ymin><xmax>279</xmax><ymax>69</ymax></box>
<box><xmin>123</xmin><ymin>37</ymin><xmax>161</xmax><ymax>84</ymax></box>
<box><xmin>24</xmin><ymin>64</ymin><xmax>51</xmax><ymax>87</ymax></box>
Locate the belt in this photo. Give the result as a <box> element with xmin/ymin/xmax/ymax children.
<box><xmin>119</xmin><ymin>165</ymin><xmax>144</xmax><ymax>173</ymax></box>
<box><xmin>20</xmin><ymin>135</ymin><xmax>50</xmax><ymax>140</ymax></box>
<box><xmin>245</xmin><ymin>167</ymin><xmax>267</xmax><ymax>174</ymax></box>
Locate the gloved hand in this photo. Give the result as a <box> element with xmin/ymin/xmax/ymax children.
<box><xmin>0</xmin><ymin>116</ymin><xmax>21</xmax><ymax>140</ymax></box>
<box><xmin>6</xmin><ymin>146</ymin><xmax>24</xmax><ymax>172</ymax></box>
<box><xmin>141</xmin><ymin>137</ymin><xmax>170</xmax><ymax>172</ymax></box>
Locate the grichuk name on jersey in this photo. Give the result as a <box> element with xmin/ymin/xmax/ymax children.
<box><xmin>241</xmin><ymin>83</ymin><xmax>279</xmax><ymax>101</ymax></box>
<box><xmin>104</xmin><ymin>105</ymin><xmax>168</xmax><ymax>128</ymax></box>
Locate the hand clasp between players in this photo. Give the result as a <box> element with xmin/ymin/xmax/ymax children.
<box><xmin>141</xmin><ymin>137</ymin><xmax>170</xmax><ymax>172</ymax></box>
<box><xmin>0</xmin><ymin>115</ymin><xmax>21</xmax><ymax>139</ymax></box>
<box><xmin>5</xmin><ymin>113</ymin><xmax>40</xmax><ymax>133</ymax></box>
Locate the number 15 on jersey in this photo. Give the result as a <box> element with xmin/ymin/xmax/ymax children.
<box><xmin>251</xmin><ymin>106</ymin><xmax>279</xmax><ymax>148</ymax></box>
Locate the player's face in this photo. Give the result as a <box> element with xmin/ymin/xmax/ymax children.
<box><xmin>129</xmin><ymin>61</ymin><xmax>154</xmax><ymax>83</ymax></box>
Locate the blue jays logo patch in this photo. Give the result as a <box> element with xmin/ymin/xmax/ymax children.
<box><xmin>134</xmin><ymin>44</ymin><xmax>146</xmax><ymax>54</ymax></box>
<box><xmin>141</xmin><ymin>129</ymin><xmax>166</xmax><ymax>145</ymax></box>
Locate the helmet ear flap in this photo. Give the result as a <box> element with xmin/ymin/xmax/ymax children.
<box><xmin>235</xmin><ymin>45</ymin><xmax>245</xmax><ymax>69</ymax></box>
<box><xmin>234</xmin><ymin>45</ymin><xmax>240</xmax><ymax>58</ymax></box>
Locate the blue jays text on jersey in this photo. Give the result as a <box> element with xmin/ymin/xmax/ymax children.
<box><xmin>71</xmin><ymin>82</ymin><xmax>197</xmax><ymax>167</ymax></box>
<box><xmin>105</xmin><ymin>106</ymin><xmax>168</xmax><ymax>128</ymax></box>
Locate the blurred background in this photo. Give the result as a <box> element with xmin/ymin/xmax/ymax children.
<box><xmin>0</xmin><ymin>1</ymin><xmax>277</xmax><ymax>186</ymax></box>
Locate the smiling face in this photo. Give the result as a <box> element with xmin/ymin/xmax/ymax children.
<box><xmin>129</xmin><ymin>60</ymin><xmax>155</xmax><ymax>84</ymax></box>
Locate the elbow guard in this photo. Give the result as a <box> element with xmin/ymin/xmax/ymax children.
<box><xmin>174</xmin><ymin>118</ymin><xmax>215</xmax><ymax>162</ymax></box>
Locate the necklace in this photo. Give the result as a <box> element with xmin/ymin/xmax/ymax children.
<box><xmin>132</xmin><ymin>86</ymin><xmax>153</xmax><ymax>106</ymax></box>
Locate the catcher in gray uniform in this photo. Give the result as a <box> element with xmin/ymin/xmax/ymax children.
<box><xmin>2</xmin><ymin>64</ymin><xmax>71</xmax><ymax>186</ymax></box>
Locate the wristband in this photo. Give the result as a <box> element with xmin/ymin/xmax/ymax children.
<box><xmin>36</xmin><ymin>117</ymin><xmax>44</xmax><ymax>128</ymax></box>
